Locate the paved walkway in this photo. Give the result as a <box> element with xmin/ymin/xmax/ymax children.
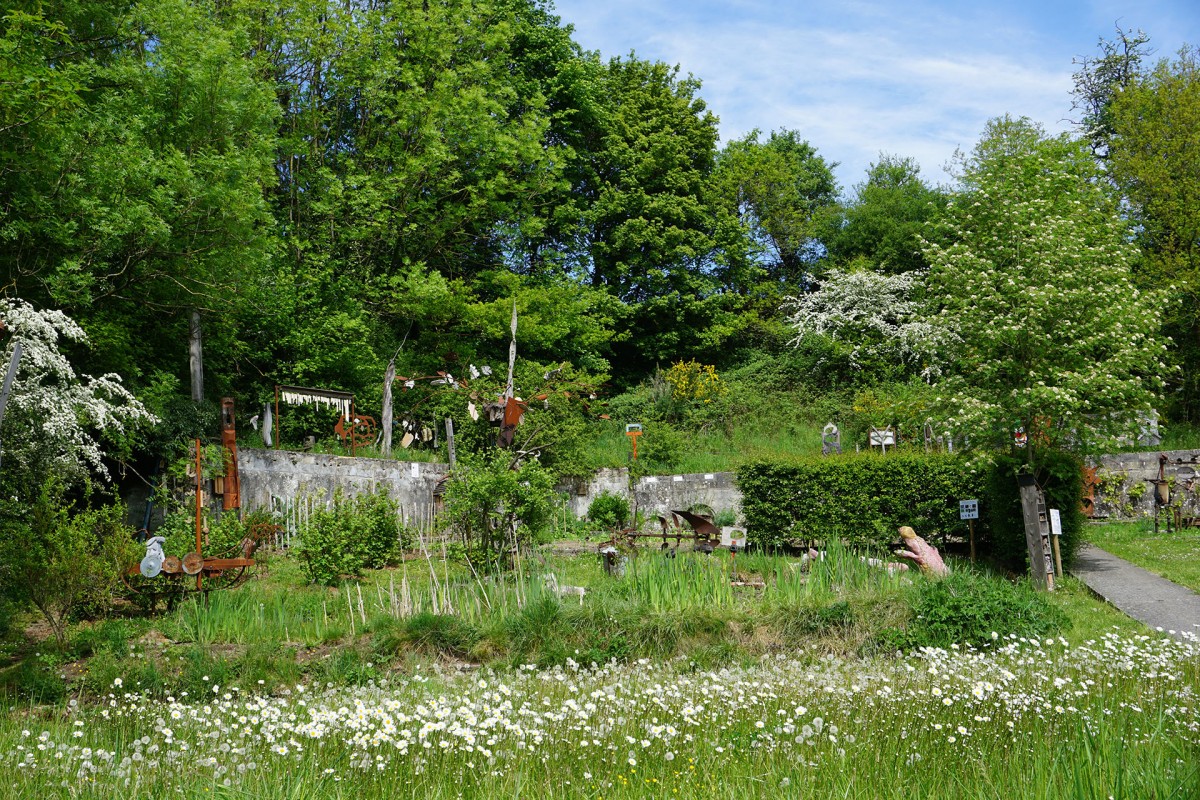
<box><xmin>1071</xmin><ymin>544</ymin><xmax>1200</xmax><ymax>640</ymax></box>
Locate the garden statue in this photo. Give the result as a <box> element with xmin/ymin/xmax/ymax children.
<box><xmin>894</xmin><ymin>526</ymin><xmax>949</xmax><ymax>576</ymax></box>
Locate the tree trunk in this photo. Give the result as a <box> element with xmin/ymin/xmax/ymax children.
<box><xmin>189</xmin><ymin>310</ymin><xmax>204</xmax><ymax>403</ymax></box>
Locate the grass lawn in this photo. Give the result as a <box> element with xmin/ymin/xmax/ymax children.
<box><xmin>0</xmin><ymin>543</ymin><xmax>1194</xmax><ymax>798</ymax></box>
<box><xmin>1086</xmin><ymin>520</ymin><xmax>1200</xmax><ymax>593</ymax></box>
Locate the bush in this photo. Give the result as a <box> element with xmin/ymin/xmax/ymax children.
<box><xmin>587</xmin><ymin>491</ymin><xmax>630</xmax><ymax>531</ymax></box>
<box><xmin>298</xmin><ymin>490</ymin><xmax>408</xmax><ymax>586</ymax></box>
<box><xmin>0</xmin><ymin>480</ymin><xmax>138</xmax><ymax>648</ymax></box>
<box><xmin>881</xmin><ymin>569</ymin><xmax>1068</xmax><ymax>650</ymax></box>
<box><xmin>737</xmin><ymin>453</ymin><xmax>983</xmax><ymax>549</ymax></box>
<box><xmin>443</xmin><ymin>450</ymin><xmax>556</xmax><ymax>571</ymax></box>
<box><xmin>983</xmin><ymin>451</ymin><xmax>1085</xmax><ymax>571</ymax></box>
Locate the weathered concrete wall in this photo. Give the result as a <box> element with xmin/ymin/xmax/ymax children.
<box><xmin>557</xmin><ymin>468</ymin><xmax>631</xmax><ymax>518</ymax></box>
<box><xmin>556</xmin><ymin>469</ymin><xmax>743</xmax><ymax>523</ymax></box>
<box><xmin>237</xmin><ymin>448</ymin><xmax>449</xmax><ymax>529</ymax></box>
<box><xmin>632</xmin><ymin>472</ymin><xmax>741</xmax><ymax>521</ymax></box>
<box><xmin>1092</xmin><ymin>449</ymin><xmax>1200</xmax><ymax>520</ymax></box>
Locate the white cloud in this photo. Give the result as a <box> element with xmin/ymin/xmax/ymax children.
<box><xmin>552</xmin><ymin>0</ymin><xmax>1194</xmax><ymax>191</ymax></box>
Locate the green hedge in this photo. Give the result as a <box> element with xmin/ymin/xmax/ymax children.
<box><xmin>738</xmin><ymin>450</ymin><xmax>1086</xmax><ymax>571</ymax></box>
<box><xmin>738</xmin><ymin>453</ymin><xmax>984</xmax><ymax>549</ymax></box>
<box><xmin>983</xmin><ymin>451</ymin><xmax>1085</xmax><ymax>571</ymax></box>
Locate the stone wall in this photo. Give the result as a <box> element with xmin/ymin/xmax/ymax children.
<box><xmin>632</xmin><ymin>472</ymin><xmax>741</xmax><ymax>521</ymax></box>
<box><xmin>556</xmin><ymin>468</ymin><xmax>743</xmax><ymax>523</ymax></box>
<box><xmin>1091</xmin><ymin>449</ymin><xmax>1200</xmax><ymax>520</ymax></box>
<box><xmin>237</xmin><ymin>448</ymin><xmax>449</xmax><ymax>530</ymax></box>
<box><xmin>558</xmin><ymin>468</ymin><xmax>632</xmax><ymax>518</ymax></box>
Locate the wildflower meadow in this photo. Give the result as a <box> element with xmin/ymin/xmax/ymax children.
<box><xmin>2</xmin><ymin>629</ymin><xmax>1196</xmax><ymax>799</ymax></box>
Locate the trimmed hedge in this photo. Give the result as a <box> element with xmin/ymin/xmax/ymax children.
<box><xmin>738</xmin><ymin>450</ymin><xmax>1085</xmax><ymax>571</ymax></box>
<box><xmin>738</xmin><ymin>453</ymin><xmax>984</xmax><ymax>549</ymax></box>
<box><xmin>983</xmin><ymin>451</ymin><xmax>1085</xmax><ymax>572</ymax></box>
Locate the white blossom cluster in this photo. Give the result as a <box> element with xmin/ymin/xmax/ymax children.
<box><xmin>0</xmin><ymin>299</ymin><xmax>156</xmax><ymax>482</ymax></box>
<box><xmin>4</xmin><ymin>631</ymin><xmax>1196</xmax><ymax>794</ymax></box>
<box><xmin>923</xmin><ymin>137</ymin><xmax>1169</xmax><ymax>452</ymax></box>
<box><xmin>783</xmin><ymin>269</ymin><xmax>951</xmax><ymax>379</ymax></box>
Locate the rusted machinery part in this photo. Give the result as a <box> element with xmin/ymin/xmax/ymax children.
<box><xmin>671</xmin><ymin>509</ymin><xmax>720</xmax><ymax>539</ymax></box>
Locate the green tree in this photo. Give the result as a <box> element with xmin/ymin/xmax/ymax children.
<box><xmin>713</xmin><ymin>129</ymin><xmax>839</xmax><ymax>287</ymax></box>
<box><xmin>1106</xmin><ymin>46</ymin><xmax>1200</xmax><ymax>418</ymax></box>
<box><xmin>825</xmin><ymin>155</ymin><xmax>946</xmax><ymax>275</ymax></box>
<box><xmin>0</xmin><ymin>0</ymin><xmax>279</xmax><ymax>400</ymax></box>
<box><xmin>924</xmin><ymin>117</ymin><xmax>1168</xmax><ymax>465</ymax></box>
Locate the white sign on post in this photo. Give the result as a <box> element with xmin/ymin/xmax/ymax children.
<box><xmin>1049</xmin><ymin>509</ymin><xmax>1062</xmax><ymax>536</ymax></box>
<box><xmin>959</xmin><ymin>499</ymin><xmax>979</xmax><ymax>520</ymax></box>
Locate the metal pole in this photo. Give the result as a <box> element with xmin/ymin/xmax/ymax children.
<box><xmin>195</xmin><ymin>438</ymin><xmax>203</xmax><ymax>592</ymax></box>
<box><xmin>968</xmin><ymin>518</ymin><xmax>976</xmax><ymax>562</ymax></box>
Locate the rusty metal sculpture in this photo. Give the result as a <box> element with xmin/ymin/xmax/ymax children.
<box><xmin>600</xmin><ymin>508</ymin><xmax>722</xmax><ymax>554</ymax></box>
<box><xmin>123</xmin><ymin>439</ymin><xmax>255</xmax><ymax>605</ymax></box>
<box><xmin>334</xmin><ymin>412</ymin><xmax>377</xmax><ymax>450</ymax></box>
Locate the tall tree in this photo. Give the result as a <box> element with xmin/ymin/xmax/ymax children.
<box><xmin>0</xmin><ymin>0</ymin><xmax>279</xmax><ymax>399</ymax></box>
<box><xmin>925</xmin><ymin>117</ymin><xmax>1167</xmax><ymax>465</ymax></box>
<box><xmin>1070</xmin><ymin>25</ymin><xmax>1152</xmax><ymax>160</ymax></box>
<box><xmin>1106</xmin><ymin>46</ymin><xmax>1200</xmax><ymax>419</ymax></box>
<box><xmin>825</xmin><ymin>155</ymin><xmax>946</xmax><ymax>275</ymax></box>
<box><xmin>712</xmin><ymin>129</ymin><xmax>839</xmax><ymax>288</ymax></box>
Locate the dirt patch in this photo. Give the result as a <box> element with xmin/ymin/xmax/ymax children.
<box><xmin>138</xmin><ymin>629</ymin><xmax>173</xmax><ymax>649</ymax></box>
<box><xmin>23</xmin><ymin>620</ymin><xmax>55</xmax><ymax>644</ymax></box>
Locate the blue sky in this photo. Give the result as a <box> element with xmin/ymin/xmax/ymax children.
<box><xmin>550</xmin><ymin>0</ymin><xmax>1199</xmax><ymax>194</ymax></box>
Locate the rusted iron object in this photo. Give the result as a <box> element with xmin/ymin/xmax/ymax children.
<box><xmin>221</xmin><ymin>398</ymin><xmax>241</xmax><ymax>510</ymax></box>
<box><xmin>334</xmin><ymin>412</ymin><xmax>376</xmax><ymax>450</ymax></box>
<box><xmin>600</xmin><ymin>509</ymin><xmax>722</xmax><ymax>554</ymax></box>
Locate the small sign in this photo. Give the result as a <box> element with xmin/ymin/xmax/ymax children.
<box><xmin>1049</xmin><ymin>508</ymin><xmax>1062</xmax><ymax>536</ymax></box>
<box><xmin>959</xmin><ymin>499</ymin><xmax>979</xmax><ymax>520</ymax></box>
<box><xmin>720</xmin><ymin>527</ymin><xmax>747</xmax><ymax>548</ymax></box>
<box><xmin>869</xmin><ymin>427</ymin><xmax>895</xmax><ymax>447</ymax></box>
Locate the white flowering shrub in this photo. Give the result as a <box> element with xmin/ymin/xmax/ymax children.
<box><xmin>923</xmin><ymin>118</ymin><xmax>1169</xmax><ymax>457</ymax></box>
<box><xmin>783</xmin><ymin>267</ymin><xmax>949</xmax><ymax>380</ymax></box>
<box><xmin>0</xmin><ymin>298</ymin><xmax>155</xmax><ymax>489</ymax></box>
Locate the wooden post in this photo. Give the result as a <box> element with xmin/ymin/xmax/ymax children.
<box><xmin>382</xmin><ymin>360</ymin><xmax>395</xmax><ymax>456</ymax></box>
<box><xmin>274</xmin><ymin>385</ymin><xmax>280</xmax><ymax>451</ymax></box>
<box><xmin>350</xmin><ymin>399</ymin><xmax>356</xmax><ymax>457</ymax></box>
<box><xmin>1018</xmin><ymin>474</ymin><xmax>1055</xmax><ymax>591</ymax></box>
<box><xmin>445</xmin><ymin>417</ymin><xmax>456</xmax><ymax>468</ymax></box>
<box><xmin>194</xmin><ymin>438</ymin><xmax>203</xmax><ymax>593</ymax></box>
<box><xmin>189</xmin><ymin>310</ymin><xmax>204</xmax><ymax>403</ymax></box>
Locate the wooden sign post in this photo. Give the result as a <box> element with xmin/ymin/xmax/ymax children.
<box><xmin>625</xmin><ymin>423</ymin><xmax>643</xmax><ymax>460</ymax></box>
<box><xmin>959</xmin><ymin>498</ymin><xmax>979</xmax><ymax>562</ymax></box>
<box><xmin>1049</xmin><ymin>508</ymin><xmax>1064</xmax><ymax>579</ymax></box>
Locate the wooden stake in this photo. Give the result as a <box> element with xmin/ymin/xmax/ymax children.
<box><xmin>1051</xmin><ymin>532</ymin><xmax>1063</xmax><ymax>579</ymax></box>
<box><xmin>194</xmin><ymin>438</ymin><xmax>203</xmax><ymax>593</ymax></box>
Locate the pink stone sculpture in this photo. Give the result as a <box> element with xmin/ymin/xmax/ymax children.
<box><xmin>894</xmin><ymin>526</ymin><xmax>949</xmax><ymax>577</ymax></box>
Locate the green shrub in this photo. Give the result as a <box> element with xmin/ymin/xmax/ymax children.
<box><xmin>298</xmin><ymin>490</ymin><xmax>408</xmax><ymax>585</ymax></box>
<box><xmin>881</xmin><ymin>569</ymin><xmax>1067</xmax><ymax>650</ymax></box>
<box><xmin>587</xmin><ymin>491</ymin><xmax>630</xmax><ymax>531</ymax></box>
<box><xmin>637</xmin><ymin>422</ymin><xmax>685</xmax><ymax>473</ymax></box>
<box><xmin>737</xmin><ymin>453</ymin><xmax>983</xmax><ymax>549</ymax></box>
<box><xmin>0</xmin><ymin>480</ymin><xmax>138</xmax><ymax>648</ymax></box>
